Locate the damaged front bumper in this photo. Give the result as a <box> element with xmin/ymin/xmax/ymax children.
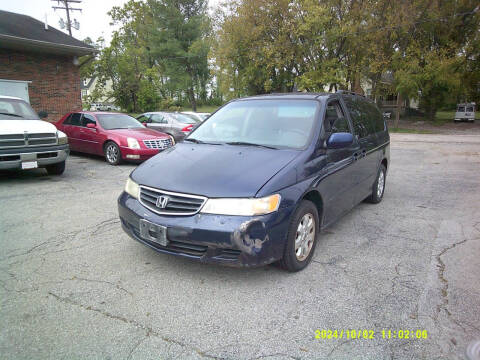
<box><xmin>118</xmin><ymin>192</ymin><xmax>292</xmax><ymax>267</ymax></box>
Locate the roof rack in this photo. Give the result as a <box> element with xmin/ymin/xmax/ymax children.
<box><xmin>336</xmin><ymin>90</ymin><xmax>366</xmax><ymax>98</ymax></box>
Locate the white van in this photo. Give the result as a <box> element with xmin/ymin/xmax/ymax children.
<box><xmin>454</xmin><ymin>103</ymin><xmax>476</xmax><ymax>122</ymax></box>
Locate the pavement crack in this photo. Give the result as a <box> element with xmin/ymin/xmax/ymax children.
<box><xmin>127</xmin><ymin>334</ymin><xmax>148</xmax><ymax>360</ymax></box>
<box><xmin>69</xmin><ymin>276</ymin><xmax>133</xmax><ymax>296</ymax></box>
<box><xmin>47</xmin><ymin>291</ymin><xmax>224</xmax><ymax>360</ymax></box>
<box><xmin>435</xmin><ymin>238</ymin><xmax>468</xmax><ymax>317</ymax></box>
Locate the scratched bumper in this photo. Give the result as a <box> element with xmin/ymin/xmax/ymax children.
<box><xmin>117</xmin><ymin>192</ymin><xmax>292</xmax><ymax>267</ymax></box>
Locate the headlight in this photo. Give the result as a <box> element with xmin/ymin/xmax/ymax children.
<box><xmin>169</xmin><ymin>135</ymin><xmax>175</xmax><ymax>145</ymax></box>
<box><xmin>200</xmin><ymin>194</ymin><xmax>281</xmax><ymax>216</ymax></box>
<box><xmin>127</xmin><ymin>137</ymin><xmax>140</xmax><ymax>149</ymax></box>
<box><xmin>57</xmin><ymin>130</ymin><xmax>68</xmax><ymax>145</ymax></box>
<box><xmin>125</xmin><ymin>178</ymin><xmax>140</xmax><ymax>199</ymax></box>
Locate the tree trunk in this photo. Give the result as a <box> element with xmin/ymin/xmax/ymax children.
<box><xmin>188</xmin><ymin>87</ymin><xmax>197</xmax><ymax>112</ymax></box>
<box><xmin>394</xmin><ymin>93</ymin><xmax>402</xmax><ymax>129</ymax></box>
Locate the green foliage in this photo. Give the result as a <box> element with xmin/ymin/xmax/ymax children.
<box><xmin>214</xmin><ymin>0</ymin><xmax>479</xmax><ymax>120</ymax></box>
<box><xmin>87</xmin><ymin>0</ymin><xmax>213</xmax><ymax>113</ymax></box>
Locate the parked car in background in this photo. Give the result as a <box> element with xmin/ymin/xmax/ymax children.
<box><xmin>136</xmin><ymin>112</ymin><xmax>199</xmax><ymax>142</ymax></box>
<box><xmin>56</xmin><ymin>112</ymin><xmax>174</xmax><ymax>165</ymax></box>
<box><xmin>454</xmin><ymin>103</ymin><xmax>475</xmax><ymax>122</ymax></box>
<box><xmin>0</xmin><ymin>95</ymin><xmax>69</xmax><ymax>175</ymax></box>
<box><xmin>181</xmin><ymin>111</ymin><xmax>210</xmax><ymax>122</ymax></box>
<box><xmin>119</xmin><ymin>91</ymin><xmax>389</xmax><ymax>271</ymax></box>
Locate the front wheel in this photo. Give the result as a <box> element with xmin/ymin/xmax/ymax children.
<box><xmin>366</xmin><ymin>164</ymin><xmax>386</xmax><ymax>204</ymax></box>
<box><xmin>45</xmin><ymin>161</ymin><xmax>65</xmax><ymax>175</ymax></box>
<box><xmin>278</xmin><ymin>200</ymin><xmax>319</xmax><ymax>272</ymax></box>
<box><xmin>104</xmin><ymin>141</ymin><xmax>122</xmax><ymax>165</ymax></box>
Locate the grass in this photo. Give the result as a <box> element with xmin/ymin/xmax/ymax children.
<box><xmin>389</xmin><ymin>128</ymin><xmax>434</xmax><ymax>134</ymax></box>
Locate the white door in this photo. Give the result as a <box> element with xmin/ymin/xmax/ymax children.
<box><xmin>0</xmin><ymin>79</ymin><xmax>30</xmax><ymax>103</ymax></box>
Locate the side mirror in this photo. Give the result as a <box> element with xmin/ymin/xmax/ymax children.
<box><xmin>86</xmin><ymin>123</ymin><xmax>97</xmax><ymax>129</ymax></box>
<box><xmin>38</xmin><ymin>111</ymin><xmax>48</xmax><ymax>119</ymax></box>
<box><xmin>327</xmin><ymin>132</ymin><xmax>354</xmax><ymax>149</ymax></box>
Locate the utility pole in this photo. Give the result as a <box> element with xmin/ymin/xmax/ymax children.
<box><xmin>51</xmin><ymin>0</ymin><xmax>82</xmax><ymax>36</ymax></box>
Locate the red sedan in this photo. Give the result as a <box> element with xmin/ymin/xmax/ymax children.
<box><xmin>56</xmin><ymin>112</ymin><xmax>174</xmax><ymax>165</ymax></box>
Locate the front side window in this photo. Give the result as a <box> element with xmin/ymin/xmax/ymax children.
<box><xmin>323</xmin><ymin>101</ymin><xmax>350</xmax><ymax>133</ymax></box>
<box><xmin>189</xmin><ymin>99</ymin><xmax>319</xmax><ymax>149</ymax></box>
<box><xmin>96</xmin><ymin>114</ymin><xmax>144</xmax><ymax>130</ymax></box>
<box><xmin>0</xmin><ymin>98</ymin><xmax>39</xmax><ymax>120</ymax></box>
<box><xmin>82</xmin><ymin>114</ymin><xmax>96</xmax><ymax>127</ymax></box>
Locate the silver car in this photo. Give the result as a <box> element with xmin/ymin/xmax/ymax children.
<box><xmin>136</xmin><ymin>112</ymin><xmax>200</xmax><ymax>142</ymax></box>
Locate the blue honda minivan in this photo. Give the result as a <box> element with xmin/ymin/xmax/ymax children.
<box><xmin>118</xmin><ymin>92</ymin><xmax>390</xmax><ymax>271</ymax></box>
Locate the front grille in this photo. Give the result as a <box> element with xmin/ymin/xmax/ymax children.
<box><xmin>143</xmin><ymin>138</ymin><xmax>173</xmax><ymax>150</ymax></box>
<box><xmin>0</xmin><ymin>155</ymin><xmax>20</xmax><ymax>162</ymax></box>
<box><xmin>216</xmin><ymin>249</ymin><xmax>241</xmax><ymax>260</ymax></box>
<box><xmin>37</xmin><ymin>152</ymin><xmax>58</xmax><ymax>159</ymax></box>
<box><xmin>0</xmin><ymin>133</ymin><xmax>57</xmax><ymax>149</ymax></box>
<box><xmin>139</xmin><ymin>186</ymin><xmax>207</xmax><ymax>215</ymax></box>
<box><xmin>126</xmin><ymin>220</ymin><xmax>208</xmax><ymax>257</ymax></box>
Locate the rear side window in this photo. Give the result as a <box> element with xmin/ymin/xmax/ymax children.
<box><xmin>63</xmin><ymin>113</ymin><xmax>73</xmax><ymax>125</ymax></box>
<box><xmin>69</xmin><ymin>113</ymin><xmax>82</xmax><ymax>126</ymax></box>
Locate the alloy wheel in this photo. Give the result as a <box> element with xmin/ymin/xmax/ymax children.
<box><xmin>295</xmin><ymin>213</ymin><xmax>316</xmax><ymax>261</ymax></box>
<box><xmin>106</xmin><ymin>144</ymin><xmax>118</xmax><ymax>163</ymax></box>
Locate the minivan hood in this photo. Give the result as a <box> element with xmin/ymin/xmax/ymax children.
<box><xmin>131</xmin><ymin>143</ymin><xmax>300</xmax><ymax>198</ymax></box>
<box><xmin>0</xmin><ymin>119</ymin><xmax>57</xmax><ymax>134</ymax></box>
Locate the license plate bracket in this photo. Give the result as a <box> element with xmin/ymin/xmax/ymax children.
<box><xmin>139</xmin><ymin>219</ymin><xmax>168</xmax><ymax>246</ymax></box>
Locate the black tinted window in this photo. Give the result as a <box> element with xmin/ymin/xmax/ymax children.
<box><xmin>344</xmin><ymin>97</ymin><xmax>368</xmax><ymax>138</ymax></box>
<box><xmin>70</xmin><ymin>113</ymin><xmax>82</xmax><ymax>126</ymax></box>
<box><xmin>344</xmin><ymin>97</ymin><xmax>380</xmax><ymax>138</ymax></box>
<box><xmin>63</xmin><ymin>113</ymin><xmax>73</xmax><ymax>125</ymax></box>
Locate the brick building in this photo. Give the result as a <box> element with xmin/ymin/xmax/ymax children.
<box><xmin>0</xmin><ymin>10</ymin><xmax>95</xmax><ymax>122</ymax></box>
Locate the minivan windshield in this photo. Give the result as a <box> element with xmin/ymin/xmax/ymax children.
<box><xmin>0</xmin><ymin>98</ymin><xmax>39</xmax><ymax>120</ymax></box>
<box><xmin>187</xmin><ymin>99</ymin><xmax>319</xmax><ymax>149</ymax></box>
<box><xmin>97</xmin><ymin>114</ymin><xmax>144</xmax><ymax>130</ymax></box>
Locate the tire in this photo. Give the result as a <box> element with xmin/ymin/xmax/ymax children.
<box><xmin>366</xmin><ymin>164</ymin><xmax>386</xmax><ymax>204</ymax></box>
<box><xmin>278</xmin><ymin>200</ymin><xmax>319</xmax><ymax>272</ymax></box>
<box><xmin>45</xmin><ymin>161</ymin><xmax>65</xmax><ymax>175</ymax></box>
<box><xmin>104</xmin><ymin>141</ymin><xmax>122</xmax><ymax>165</ymax></box>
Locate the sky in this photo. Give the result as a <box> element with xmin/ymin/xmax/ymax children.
<box><xmin>1</xmin><ymin>0</ymin><xmax>221</xmax><ymax>44</ymax></box>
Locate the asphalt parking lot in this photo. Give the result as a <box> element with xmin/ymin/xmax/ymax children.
<box><xmin>1</xmin><ymin>133</ymin><xmax>479</xmax><ymax>360</ymax></box>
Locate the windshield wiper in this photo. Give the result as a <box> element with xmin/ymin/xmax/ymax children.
<box><xmin>0</xmin><ymin>112</ymin><xmax>24</xmax><ymax>118</ymax></box>
<box><xmin>226</xmin><ymin>141</ymin><xmax>277</xmax><ymax>150</ymax></box>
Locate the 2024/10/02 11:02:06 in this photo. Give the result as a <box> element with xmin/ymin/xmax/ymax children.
<box><xmin>314</xmin><ymin>329</ymin><xmax>428</xmax><ymax>340</ymax></box>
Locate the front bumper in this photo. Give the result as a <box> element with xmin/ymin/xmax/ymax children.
<box><xmin>0</xmin><ymin>144</ymin><xmax>69</xmax><ymax>170</ymax></box>
<box><xmin>119</xmin><ymin>146</ymin><xmax>168</xmax><ymax>161</ymax></box>
<box><xmin>118</xmin><ymin>192</ymin><xmax>292</xmax><ymax>267</ymax></box>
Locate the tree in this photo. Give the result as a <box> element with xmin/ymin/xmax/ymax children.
<box><xmin>148</xmin><ymin>0</ymin><xmax>211</xmax><ymax>111</ymax></box>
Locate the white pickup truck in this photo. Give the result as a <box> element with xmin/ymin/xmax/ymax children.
<box><xmin>0</xmin><ymin>96</ymin><xmax>69</xmax><ymax>175</ymax></box>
